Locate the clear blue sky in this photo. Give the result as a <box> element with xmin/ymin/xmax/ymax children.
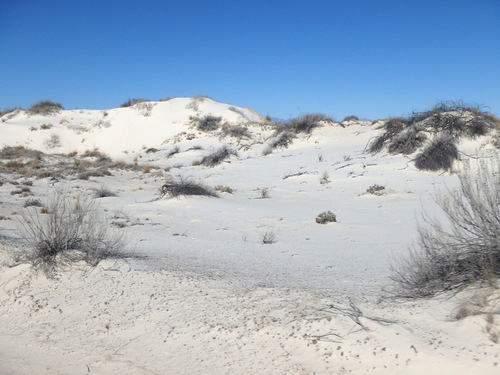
<box><xmin>1</xmin><ymin>0</ymin><xmax>499</xmax><ymax>120</ymax></box>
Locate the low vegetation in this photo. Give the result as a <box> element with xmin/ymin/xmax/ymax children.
<box><xmin>196</xmin><ymin>115</ymin><xmax>222</xmax><ymax>131</ymax></box>
<box><xmin>391</xmin><ymin>156</ymin><xmax>500</xmax><ymax>297</ymax></box>
<box><xmin>367</xmin><ymin>101</ymin><xmax>497</xmax><ymax>171</ymax></box>
<box><xmin>200</xmin><ymin>146</ymin><xmax>236</xmax><ymax>167</ymax></box>
<box><xmin>16</xmin><ymin>189</ymin><xmax>129</xmax><ymax>277</ymax></box>
<box><xmin>27</xmin><ymin>100</ymin><xmax>63</xmax><ymax>116</ymax></box>
<box><xmin>120</xmin><ymin>98</ymin><xmax>150</xmax><ymax>108</ymax></box>
<box><xmin>159</xmin><ymin>177</ymin><xmax>218</xmax><ymax>198</ymax></box>
<box><xmin>290</xmin><ymin>113</ymin><xmax>334</xmax><ymax>134</ymax></box>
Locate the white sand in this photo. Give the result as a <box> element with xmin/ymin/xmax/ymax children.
<box><xmin>0</xmin><ymin>99</ymin><xmax>498</xmax><ymax>374</ymax></box>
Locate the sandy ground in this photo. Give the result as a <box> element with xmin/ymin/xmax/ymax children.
<box><xmin>1</xmin><ymin>250</ymin><xmax>499</xmax><ymax>375</ymax></box>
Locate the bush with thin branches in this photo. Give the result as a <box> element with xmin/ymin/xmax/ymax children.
<box><xmin>200</xmin><ymin>146</ymin><xmax>236</xmax><ymax>166</ymax></box>
<box><xmin>290</xmin><ymin>113</ymin><xmax>334</xmax><ymax>134</ymax></box>
<box><xmin>391</xmin><ymin>156</ymin><xmax>500</xmax><ymax>297</ymax></box>
<box><xmin>196</xmin><ymin>115</ymin><xmax>222</xmax><ymax>131</ymax></box>
<box><xmin>159</xmin><ymin>177</ymin><xmax>218</xmax><ymax>198</ymax></box>
<box><xmin>120</xmin><ymin>98</ymin><xmax>150</xmax><ymax>108</ymax></box>
<box><xmin>17</xmin><ymin>190</ymin><xmax>128</xmax><ymax>276</ymax></box>
<box><xmin>414</xmin><ymin>135</ymin><xmax>458</xmax><ymax>171</ymax></box>
<box><xmin>367</xmin><ymin>101</ymin><xmax>496</xmax><ymax>159</ymax></box>
<box><xmin>27</xmin><ymin>100</ymin><xmax>63</xmax><ymax>116</ymax></box>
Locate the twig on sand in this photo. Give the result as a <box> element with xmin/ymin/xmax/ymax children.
<box><xmin>317</xmin><ymin>298</ymin><xmax>398</xmax><ymax>332</ymax></box>
<box><xmin>113</xmin><ymin>331</ymin><xmax>154</xmax><ymax>355</ymax></box>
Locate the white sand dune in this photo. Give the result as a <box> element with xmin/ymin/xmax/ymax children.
<box><xmin>0</xmin><ymin>98</ymin><xmax>499</xmax><ymax>374</ymax></box>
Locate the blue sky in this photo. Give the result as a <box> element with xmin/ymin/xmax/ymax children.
<box><xmin>1</xmin><ymin>0</ymin><xmax>499</xmax><ymax>120</ymax></box>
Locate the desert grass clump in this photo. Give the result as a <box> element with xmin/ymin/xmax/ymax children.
<box><xmin>414</xmin><ymin>135</ymin><xmax>458</xmax><ymax>171</ymax></box>
<box><xmin>27</xmin><ymin>100</ymin><xmax>63</xmax><ymax>116</ymax></box>
<box><xmin>269</xmin><ymin>130</ymin><xmax>296</xmax><ymax>150</ymax></box>
<box><xmin>120</xmin><ymin>98</ymin><xmax>150</xmax><ymax>108</ymax></box>
<box><xmin>368</xmin><ymin>101</ymin><xmax>496</xmax><ymax>158</ymax></box>
<box><xmin>200</xmin><ymin>146</ymin><xmax>236</xmax><ymax>167</ymax></box>
<box><xmin>24</xmin><ymin>198</ymin><xmax>43</xmax><ymax>208</ymax></box>
<box><xmin>366</xmin><ymin>184</ymin><xmax>386</xmax><ymax>195</ymax></box>
<box><xmin>159</xmin><ymin>177</ymin><xmax>218</xmax><ymax>199</ymax></box>
<box><xmin>262</xmin><ymin>230</ymin><xmax>276</xmax><ymax>244</ymax></box>
<box><xmin>391</xmin><ymin>156</ymin><xmax>500</xmax><ymax>298</ymax></box>
<box><xmin>387</xmin><ymin>127</ymin><xmax>427</xmax><ymax>155</ymax></box>
<box><xmin>291</xmin><ymin>113</ymin><xmax>334</xmax><ymax>134</ymax></box>
<box><xmin>316</xmin><ymin>211</ymin><xmax>336</xmax><ymax>224</ymax></box>
<box><xmin>343</xmin><ymin>115</ymin><xmax>359</xmax><ymax>122</ymax></box>
<box><xmin>94</xmin><ymin>186</ymin><xmax>117</xmax><ymax>198</ymax></box>
<box><xmin>223</xmin><ymin>125</ymin><xmax>251</xmax><ymax>138</ymax></box>
<box><xmin>196</xmin><ymin>115</ymin><xmax>222</xmax><ymax>131</ymax></box>
<box><xmin>17</xmin><ymin>189</ymin><xmax>128</xmax><ymax>276</ymax></box>
<box><xmin>367</xmin><ymin>117</ymin><xmax>407</xmax><ymax>154</ymax></box>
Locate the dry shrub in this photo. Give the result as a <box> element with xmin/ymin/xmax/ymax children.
<box><xmin>17</xmin><ymin>189</ymin><xmax>129</xmax><ymax>276</ymax></box>
<box><xmin>391</xmin><ymin>156</ymin><xmax>500</xmax><ymax>297</ymax></box>
<box><xmin>159</xmin><ymin>177</ymin><xmax>218</xmax><ymax>198</ymax></box>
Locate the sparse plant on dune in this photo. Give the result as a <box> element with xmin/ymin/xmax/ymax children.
<box><xmin>94</xmin><ymin>186</ymin><xmax>117</xmax><ymax>198</ymax></box>
<box><xmin>159</xmin><ymin>177</ymin><xmax>218</xmax><ymax>199</ymax></box>
<box><xmin>414</xmin><ymin>135</ymin><xmax>458</xmax><ymax>171</ymax></box>
<box><xmin>367</xmin><ymin>101</ymin><xmax>496</xmax><ymax>170</ymax></box>
<box><xmin>120</xmin><ymin>98</ymin><xmax>150</xmax><ymax>108</ymax></box>
<box><xmin>290</xmin><ymin>113</ymin><xmax>334</xmax><ymax>134</ymax></box>
<box><xmin>196</xmin><ymin>115</ymin><xmax>222</xmax><ymax>131</ymax></box>
<box><xmin>27</xmin><ymin>100</ymin><xmax>63</xmax><ymax>116</ymax></box>
<box><xmin>316</xmin><ymin>211</ymin><xmax>336</xmax><ymax>224</ymax></box>
<box><xmin>200</xmin><ymin>146</ymin><xmax>236</xmax><ymax>166</ymax></box>
<box><xmin>222</xmin><ymin>124</ymin><xmax>251</xmax><ymax>138</ymax></box>
<box><xmin>17</xmin><ymin>189</ymin><xmax>129</xmax><ymax>277</ymax></box>
<box><xmin>391</xmin><ymin>156</ymin><xmax>500</xmax><ymax>298</ymax></box>
<box><xmin>343</xmin><ymin>115</ymin><xmax>359</xmax><ymax>122</ymax></box>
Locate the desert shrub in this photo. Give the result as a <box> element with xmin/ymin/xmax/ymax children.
<box><xmin>366</xmin><ymin>184</ymin><xmax>386</xmax><ymax>195</ymax></box>
<box><xmin>95</xmin><ymin>186</ymin><xmax>117</xmax><ymax>198</ymax></box>
<box><xmin>0</xmin><ymin>106</ymin><xmax>22</xmax><ymax>118</ymax></box>
<box><xmin>262</xmin><ymin>230</ymin><xmax>276</xmax><ymax>244</ymax></box>
<box><xmin>120</xmin><ymin>98</ymin><xmax>150</xmax><ymax>108</ymax></box>
<box><xmin>17</xmin><ymin>189</ymin><xmax>128</xmax><ymax>276</ymax></box>
<box><xmin>367</xmin><ymin>117</ymin><xmax>407</xmax><ymax>154</ymax></box>
<box><xmin>44</xmin><ymin>134</ymin><xmax>61</xmax><ymax>149</ymax></box>
<box><xmin>200</xmin><ymin>146</ymin><xmax>236</xmax><ymax>166</ymax></box>
<box><xmin>215</xmin><ymin>185</ymin><xmax>234</xmax><ymax>194</ymax></box>
<box><xmin>24</xmin><ymin>198</ymin><xmax>43</xmax><ymax>208</ymax></box>
<box><xmin>167</xmin><ymin>145</ymin><xmax>180</xmax><ymax>157</ymax></box>
<box><xmin>223</xmin><ymin>125</ymin><xmax>251</xmax><ymax>138</ymax></box>
<box><xmin>27</xmin><ymin>100</ymin><xmax>63</xmax><ymax>116</ymax></box>
<box><xmin>369</xmin><ymin>101</ymin><xmax>496</xmax><ymax>155</ymax></box>
<box><xmin>196</xmin><ymin>115</ymin><xmax>222</xmax><ymax>131</ymax></box>
<box><xmin>291</xmin><ymin>113</ymin><xmax>334</xmax><ymax>133</ymax></box>
<box><xmin>316</xmin><ymin>211</ymin><xmax>336</xmax><ymax>224</ymax></box>
<box><xmin>269</xmin><ymin>130</ymin><xmax>296</xmax><ymax>149</ymax></box>
<box><xmin>414</xmin><ymin>135</ymin><xmax>458</xmax><ymax>171</ymax></box>
<box><xmin>159</xmin><ymin>177</ymin><xmax>218</xmax><ymax>198</ymax></box>
<box><xmin>387</xmin><ymin>127</ymin><xmax>427</xmax><ymax>155</ymax></box>
<box><xmin>391</xmin><ymin>156</ymin><xmax>500</xmax><ymax>297</ymax></box>
<box><xmin>0</xmin><ymin>146</ymin><xmax>39</xmax><ymax>160</ymax></box>
<box><xmin>343</xmin><ymin>115</ymin><xmax>359</xmax><ymax>122</ymax></box>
